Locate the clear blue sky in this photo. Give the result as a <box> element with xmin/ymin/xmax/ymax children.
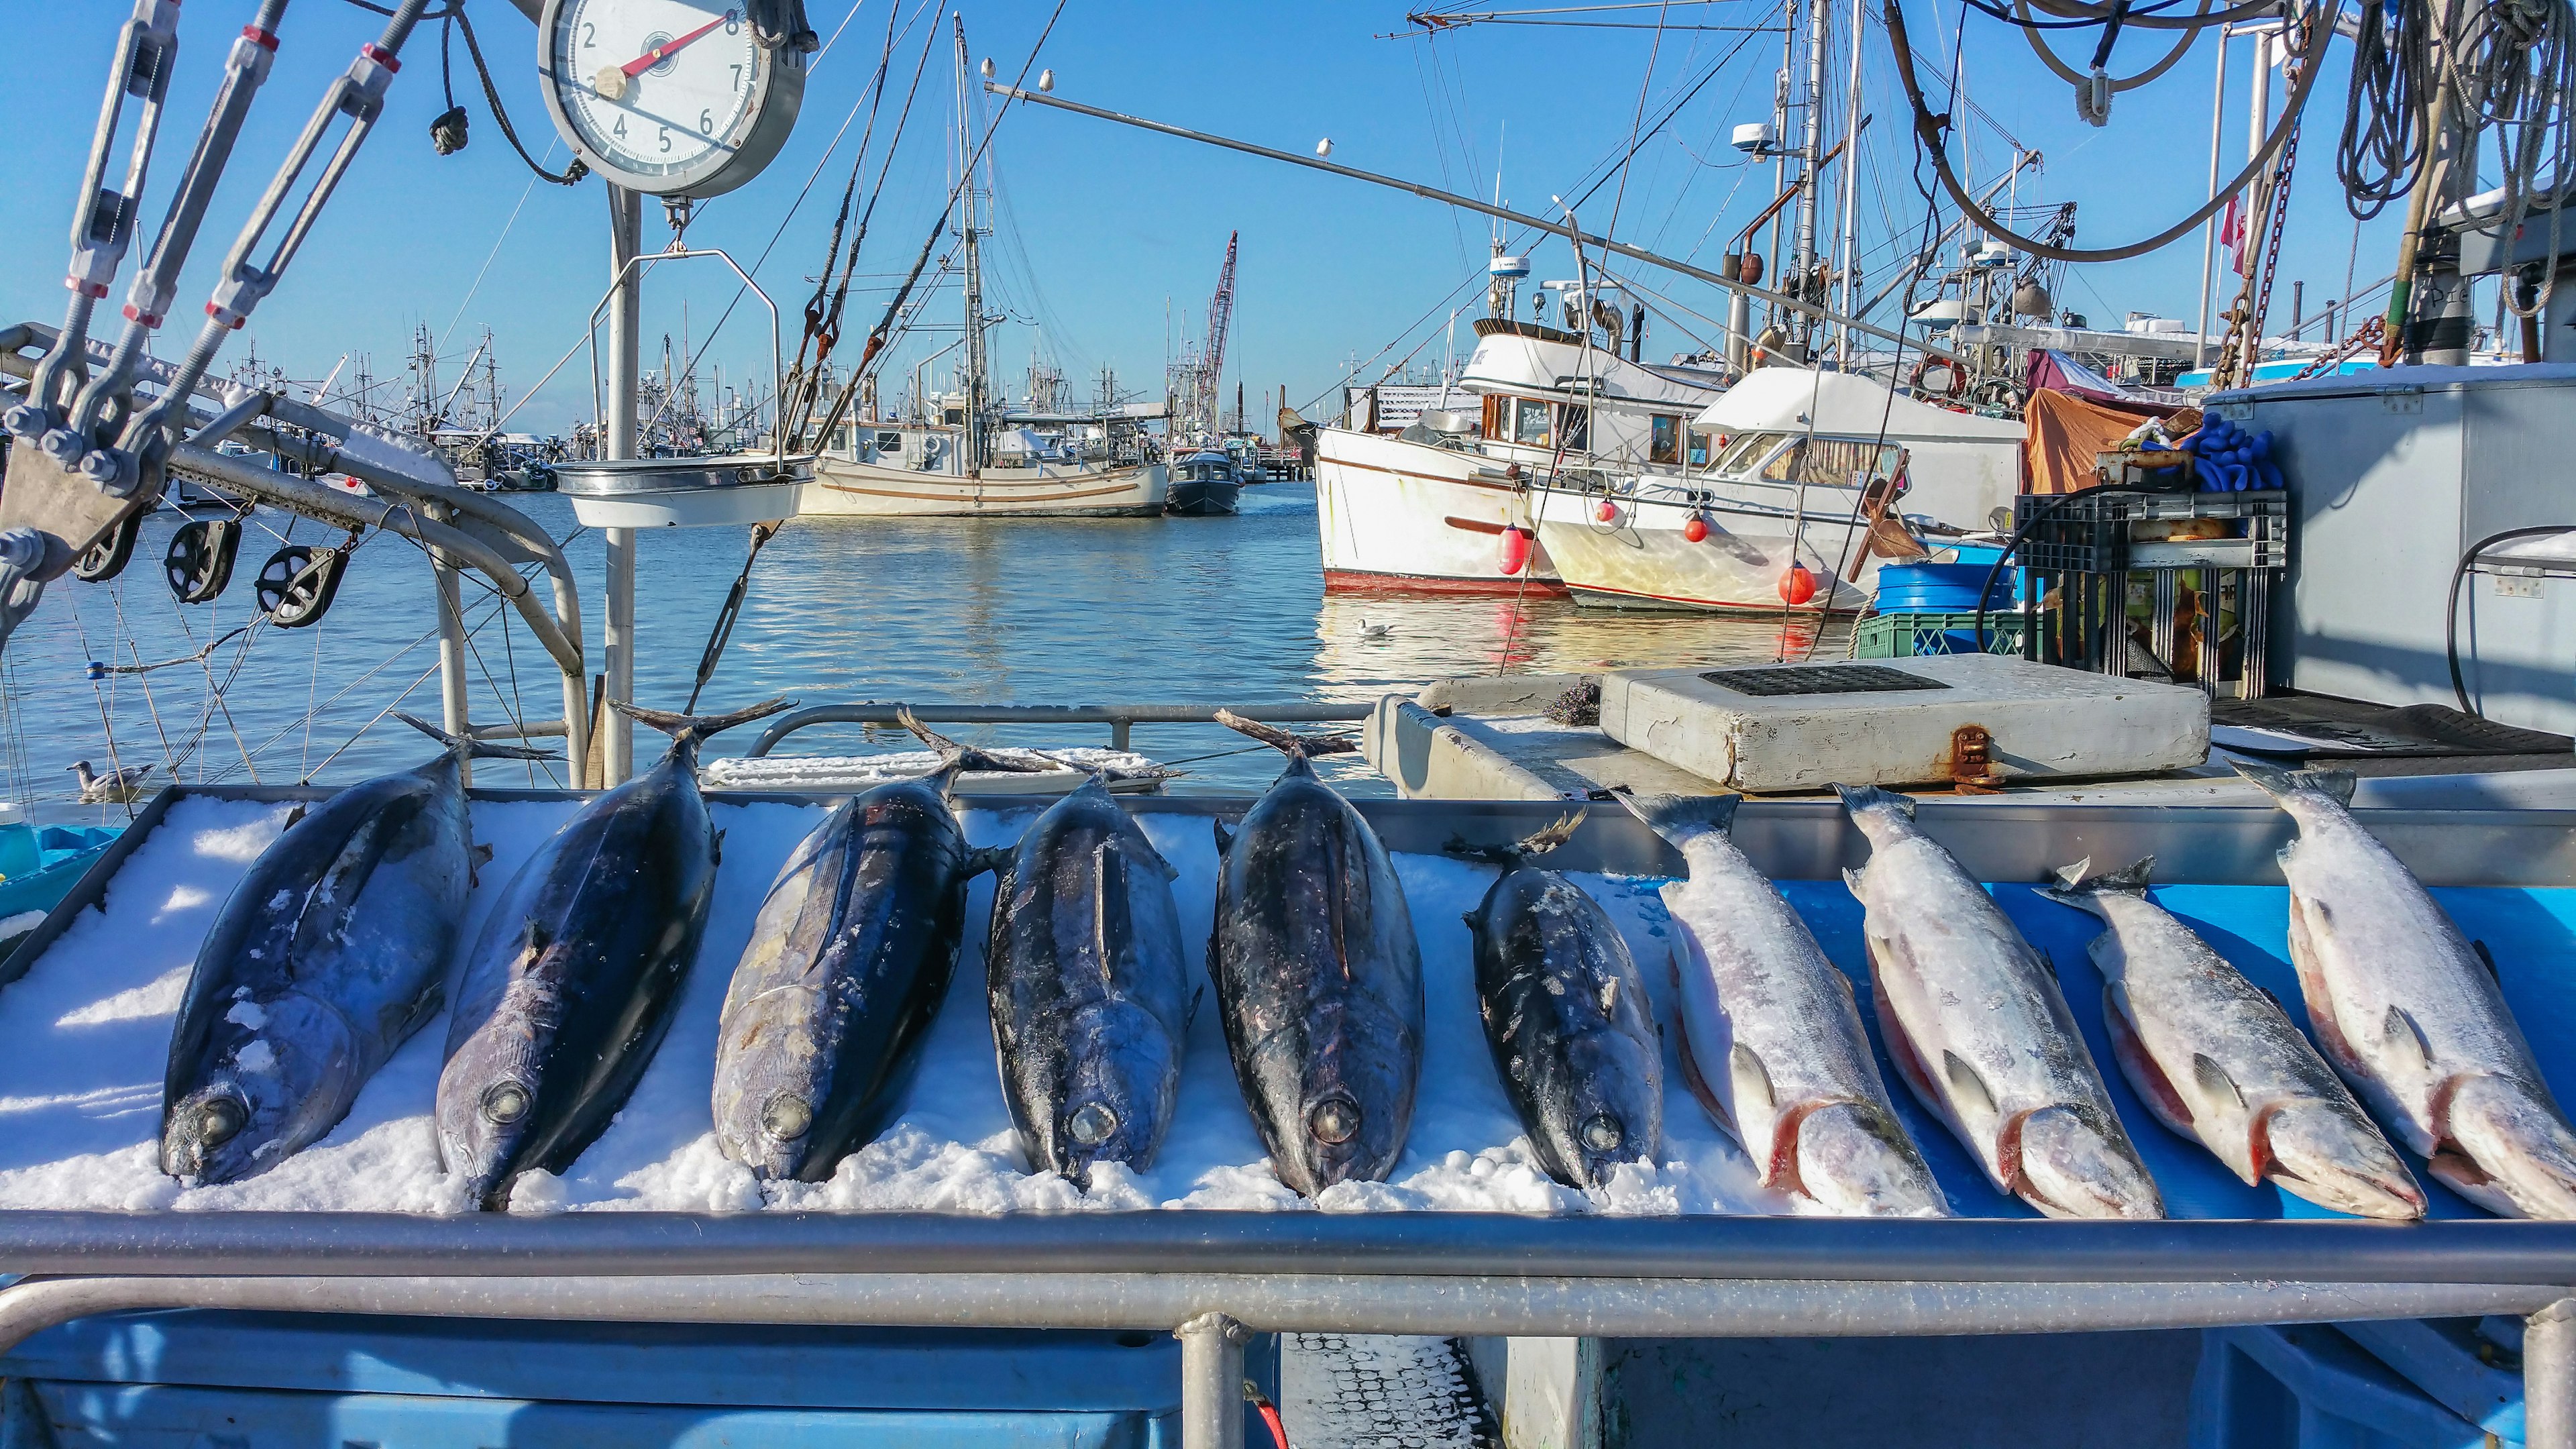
<box><xmin>1</xmin><ymin>1</ymin><xmax>2410</xmax><ymax>436</ymax></box>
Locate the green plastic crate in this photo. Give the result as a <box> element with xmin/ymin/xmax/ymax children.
<box><xmin>1854</xmin><ymin>610</ymin><xmax>2028</xmax><ymax>659</ymax></box>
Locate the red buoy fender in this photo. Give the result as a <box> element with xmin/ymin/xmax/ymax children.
<box><xmin>1682</xmin><ymin>513</ymin><xmax>1710</xmax><ymax>543</ymax></box>
<box><xmin>1498</xmin><ymin>525</ymin><xmax>1534</xmax><ymax>576</ymax></box>
<box><xmin>1778</xmin><ymin>563</ymin><xmax>1819</xmax><ymax>605</ymax></box>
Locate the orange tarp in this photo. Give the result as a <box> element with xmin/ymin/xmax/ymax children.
<box><xmin>2022</xmin><ymin>388</ymin><xmax>2157</xmax><ymax>495</ymax></box>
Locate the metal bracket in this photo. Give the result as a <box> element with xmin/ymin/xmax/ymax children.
<box><xmin>1948</xmin><ymin>724</ymin><xmax>2006</xmax><ymax>793</ymax></box>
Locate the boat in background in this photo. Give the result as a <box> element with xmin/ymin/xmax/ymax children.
<box><xmin>1534</xmin><ymin>368</ymin><xmax>2024</xmax><ymax>611</ymax></box>
<box><xmin>1166</xmin><ymin>450</ymin><xmax>1243</xmax><ymax>517</ymax></box>
<box><xmin>806</xmin><ymin>415</ymin><xmax>1167</xmax><ymax>519</ymax></box>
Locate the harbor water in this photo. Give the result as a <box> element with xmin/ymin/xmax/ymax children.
<box><xmin>3</xmin><ymin>484</ymin><xmax>1843</xmax><ymax>818</ymax></box>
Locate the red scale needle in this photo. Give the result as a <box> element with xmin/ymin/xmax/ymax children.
<box><xmin>621</xmin><ymin>11</ymin><xmax>731</xmax><ymax>78</ymax></box>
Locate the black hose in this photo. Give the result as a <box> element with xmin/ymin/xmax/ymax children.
<box><xmin>2445</xmin><ymin>525</ymin><xmax>2575</xmax><ymax>716</ymax></box>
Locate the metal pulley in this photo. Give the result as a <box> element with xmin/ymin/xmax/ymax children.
<box><xmin>252</xmin><ymin>542</ymin><xmax>349</xmax><ymax>627</ymax></box>
<box><xmin>72</xmin><ymin>509</ymin><xmax>145</xmax><ymax>584</ymax></box>
<box><xmin>163</xmin><ymin>517</ymin><xmax>240</xmax><ymax>603</ymax></box>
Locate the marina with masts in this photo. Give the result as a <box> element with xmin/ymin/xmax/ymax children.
<box><xmin>1</xmin><ymin>0</ymin><xmax>2575</xmax><ymax>1444</ymax></box>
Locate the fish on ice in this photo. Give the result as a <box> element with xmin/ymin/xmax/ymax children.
<box><xmin>1206</xmin><ymin>711</ymin><xmax>1424</xmax><ymax>1196</ymax></box>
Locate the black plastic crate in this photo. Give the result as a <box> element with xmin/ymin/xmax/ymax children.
<box><xmin>2012</xmin><ymin>490</ymin><xmax>2289</xmax><ymax>576</ymax></box>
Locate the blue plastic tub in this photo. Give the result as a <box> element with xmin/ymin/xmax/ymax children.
<box><xmin>2189</xmin><ymin>1324</ymin><xmax>2508</xmax><ymax>1449</ymax></box>
<box><xmin>0</xmin><ymin>825</ymin><xmax>119</xmax><ymax>926</ymax></box>
<box><xmin>1871</xmin><ymin>562</ymin><xmax>2016</xmax><ymax>613</ymax></box>
<box><xmin>0</xmin><ymin>1310</ymin><xmax>1282</xmax><ymax>1448</ymax></box>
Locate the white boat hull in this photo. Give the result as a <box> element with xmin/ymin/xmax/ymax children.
<box><xmin>1313</xmin><ymin>427</ymin><xmax>1561</xmax><ymax>592</ymax></box>
<box><xmin>803</xmin><ymin>458</ymin><xmax>1167</xmax><ymax>517</ymax></box>
<box><xmin>1534</xmin><ymin>485</ymin><xmax>1884</xmax><ymax>612</ymax></box>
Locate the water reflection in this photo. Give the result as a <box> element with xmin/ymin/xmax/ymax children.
<box><xmin>3</xmin><ymin>486</ymin><xmax>1846</xmax><ymax>812</ymax></box>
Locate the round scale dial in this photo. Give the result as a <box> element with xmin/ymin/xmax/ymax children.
<box><xmin>539</xmin><ymin>0</ymin><xmax>805</xmax><ymax>199</ymax></box>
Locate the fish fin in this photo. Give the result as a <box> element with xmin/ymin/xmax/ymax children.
<box><xmin>1461</xmin><ymin>910</ymin><xmax>1479</xmax><ymax>931</ymax></box>
<box><xmin>1444</xmin><ymin>813</ymin><xmax>1581</xmax><ymax>867</ymax></box>
<box><xmin>1599</xmin><ymin>975</ymin><xmax>1620</xmax><ymax>1018</ymax></box>
<box><xmin>965</xmin><ymin>845</ymin><xmax>1010</xmax><ymax>878</ymax></box>
<box><xmin>2041</xmin><ymin>949</ymin><xmax>2061</xmax><ymax>981</ymax></box>
<box><xmin>2472</xmin><ymin>938</ymin><xmax>2500</xmax><ymax>981</ymax></box>
<box><xmin>1943</xmin><ymin>1051</ymin><xmax>1997</xmax><ymax>1121</ymax></box>
<box><xmin>1831</xmin><ymin>782</ymin><xmax>1916</xmax><ymax>820</ymax></box>
<box><xmin>282</xmin><ymin>804</ymin><xmax>307</xmax><ymax>830</ymax></box>
<box><xmin>1189</xmin><ymin>981</ymin><xmax>1205</xmax><ymax>1030</ymax></box>
<box><xmin>898</xmin><ymin>708</ymin><xmax>1063</xmax><ymax>781</ymax></box>
<box><xmin>2385</xmin><ymin>1004</ymin><xmax>2434</xmax><ymax>1066</ymax></box>
<box><xmin>711</xmin><ymin>828</ymin><xmax>726</xmax><ymax>866</ymax></box>
<box><xmin>2231</xmin><ymin>759</ymin><xmax>2358</xmax><ymax>807</ymax></box>
<box><xmin>470</xmin><ymin>840</ymin><xmax>493</xmax><ymax>888</ymax></box>
<box><xmin>1668</xmin><ymin>991</ymin><xmax>1736</xmax><ymax>1136</ymax></box>
<box><xmin>1212</xmin><ymin>818</ymin><xmax>1235</xmax><ymax>855</ymax></box>
<box><xmin>1612</xmin><ymin>788</ymin><xmax>1741</xmax><ymax>849</ymax></box>
<box><xmin>1094</xmin><ymin>843</ymin><xmax>1130</xmax><ymax>985</ymax></box>
<box><xmin>2259</xmin><ymin>984</ymin><xmax>2288</xmax><ymax>1013</ymax></box>
<box><xmin>1731</xmin><ymin>1043</ymin><xmax>1776</xmax><ymax>1116</ymax></box>
<box><xmin>610</xmin><ymin>696</ymin><xmax>797</xmax><ymax>744</ymax></box>
<box><xmin>1841</xmin><ymin>866</ymin><xmax>1868</xmax><ymax>899</ymax></box>
<box><xmin>2043</xmin><ymin>856</ymin><xmax>2155</xmax><ymax>904</ymax></box>
<box><xmin>2192</xmin><ymin>1052</ymin><xmax>2247</xmax><ymax>1110</ymax></box>
<box><xmin>1213</xmin><ymin>708</ymin><xmax>1358</xmax><ymax>757</ymax></box>
<box><xmin>390</xmin><ymin>710</ymin><xmax>557</xmax><ymax>763</ymax></box>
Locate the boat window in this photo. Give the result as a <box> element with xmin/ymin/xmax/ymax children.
<box><xmin>1686</xmin><ymin>429</ymin><xmax>1716</xmax><ymax>468</ymax></box>
<box><xmin>1650</xmin><ymin>415</ymin><xmax>1682</xmax><ymax>465</ymax></box>
<box><xmin>1561</xmin><ymin>404</ymin><xmax>1589</xmax><ymax>452</ymax></box>
<box><xmin>1513</xmin><ymin>398</ymin><xmax>1553</xmax><ymax>448</ymax></box>
<box><xmin>1759</xmin><ymin>437</ymin><xmax>1909</xmax><ymax>487</ymax></box>
<box><xmin>1713</xmin><ymin>431</ymin><xmax>1787</xmax><ymax>474</ymax></box>
<box><xmin>875</xmin><ymin>432</ymin><xmax>903</xmax><ymax>453</ymax></box>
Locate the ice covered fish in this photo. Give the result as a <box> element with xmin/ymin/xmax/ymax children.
<box><xmin>1455</xmin><ymin>815</ymin><xmax>1661</xmax><ymax>1190</ymax></box>
<box><xmin>2043</xmin><ymin>855</ymin><xmax>2423</xmax><ymax>1219</ymax></box>
<box><xmin>437</xmin><ymin>697</ymin><xmax>791</xmax><ymax>1210</ymax></box>
<box><xmin>162</xmin><ymin>714</ymin><xmax>549</xmax><ymax>1185</ymax></box>
<box><xmin>1207</xmin><ymin>712</ymin><xmax>1423</xmax><ymax>1196</ymax></box>
<box><xmin>1620</xmin><ymin>791</ymin><xmax>1945</xmax><ymax>1217</ymax></box>
<box><xmin>2239</xmin><ymin>761</ymin><xmax>2576</xmax><ymax>1218</ymax></box>
<box><xmin>1836</xmin><ymin>784</ymin><xmax>2163</xmax><ymax>1220</ymax></box>
<box><xmin>712</xmin><ymin>714</ymin><xmax>1044</xmax><ymax>1183</ymax></box>
<box><xmin>985</xmin><ymin>772</ymin><xmax>1190</xmax><ymax>1187</ymax></box>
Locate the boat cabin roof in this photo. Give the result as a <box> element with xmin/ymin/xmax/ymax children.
<box><xmin>1694</xmin><ymin>366</ymin><xmax>2024</xmax><ymax>441</ymax></box>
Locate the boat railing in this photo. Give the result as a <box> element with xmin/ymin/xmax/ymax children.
<box><xmin>745</xmin><ymin>700</ymin><xmax>1378</xmax><ymax>755</ymax></box>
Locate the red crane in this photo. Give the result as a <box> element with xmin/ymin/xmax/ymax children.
<box><xmin>1200</xmin><ymin>231</ymin><xmax>1238</xmax><ymax>437</ymax></box>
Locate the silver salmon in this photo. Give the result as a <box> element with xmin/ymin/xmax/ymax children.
<box><xmin>1621</xmin><ymin>791</ymin><xmax>1947</xmax><ymax>1217</ymax></box>
<box><xmin>2238</xmin><ymin>761</ymin><xmax>2576</xmax><ymax>1218</ymax></box>
<box><xmin>2043</xmin><ymin>855</ymin><xmax>2424</xmax><ymax>1219</ymax></box>
<box><xmin>1837</xmin><ymin>784</ymin><xmax>2163</xmax><ymax>1220</ymax></box>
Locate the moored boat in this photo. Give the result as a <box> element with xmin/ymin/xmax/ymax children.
<box><xmin>1166</xmin><ymin>449</ymin><xmax>1243</xmax><ymax>516</ymax></box>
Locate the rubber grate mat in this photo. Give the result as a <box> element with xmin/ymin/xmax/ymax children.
<box><xmin>2212</xmin><ymin>700</ymin><xmax>2574</xmax><ymax>757</ymax></box>
<box><xmin>1699</xmin><ymin>663</ymin><xmax>1949</xmax><ymax>696</ymax></box>
<box><xmin>1283</xmin><ymin>1334</ymin><xmax>1501</xmax><ymax>1449</ymax></box>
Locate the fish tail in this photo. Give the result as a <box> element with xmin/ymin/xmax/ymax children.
<box><xmin>897</xmin><ymin>708</ymin><xmax>1063</xmax><ymax>780</ymax></box>
<box><xmin>2230</xmin><ymin>759</ymin><xmax>2357</xmax><ymax>807</ymax></box>
<box><xmin>392</xmin><ymin>711</ymin><xmax>557</xmax><ymax>763</ymax></box>
<box><xmin>1214</xmin><ymin>708</ymin><xmax>1358</xmax><ymax>758</ymax></box>
<box><xmin>1612</xmin><ymin>788</ymin><xmax>1740</xmax><ymax>848</ymax></box>
<box><xmin>2042</xmin><ymin>855</ymin><xmax>2155</xmax><ymax>903</ymax></box>
<box><xmin>611</xmin><ymin>696</ymin><xmax>798</xmax><ymax>744</ymax></box>
<box><xmin>1831</xmin><ymin>782</ymin><xmax>1917</xmax><ymax>820</ymax></box>
<box><xmin>1445</xmin><ymin>811</ymin><xmax>1583</xmax><ymax>866</ymax></box>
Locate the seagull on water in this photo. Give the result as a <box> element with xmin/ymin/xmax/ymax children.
<box><xmin>1357</xmin><ymin>620</ymin><xmax>1396</xmax><ymax>641</ymax></box>
<box><xmin>67</xmin><ymin>760</ymin><xmax>154</xmax><ymax>804</ymax></box>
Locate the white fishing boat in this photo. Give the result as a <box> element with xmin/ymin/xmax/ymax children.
<box><xmin>1313</xmin><ymin>264</ymin><xmax>1727</xmax><ymax>592</ymax></box>
<box><xmin>1532</xmin><ymin>367</ymin><xmax>2024</xmax><ymax>611</ymax></box>
<box><xmin>804</xmin><ymin>416</ymin><xmax>1166</xmax><ymax>518</ymax></box>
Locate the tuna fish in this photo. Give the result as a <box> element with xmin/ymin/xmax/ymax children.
<box><xmin>162</xmin><ymin>714</ymin><xmax>549</xmax><ymax>1184</ymax></box>
<box><xmin>1836</xmin><ymin>784</ymin><xmax>2164</xmax><ymax>1220</ymax></box>
<box><xmin>1206</xmin><ymin>711</ymin><xmax>1424</xmax><ymax>1196</ymax></box>
<box><xmin>436</xmin><ymin>697</ymin><xmax>792</xmax><ymax>1210</ymax></box>
<box><xmin>985</xmin><ymin>771</ymin><xmax>1191</xmax><ymax>1186</ymax></box>
<box><xmin>1455</xmin><ymin>814</ymin><xmax>1662</xmax><ymax>1190</ymax></box>
<box><xmin>2042</xmin><ymin>855</ymin><xmax>2424</xmax><ymax>1219</ymax></box>
<box><xmin>1619</xmin><ymin>791</ymin><xmax>1947</xmax><ymax>1217</ymax></box>
<box><xmin>711</xmin><ymin>714</ymin><xmax>1041</xmax><ymax>1182</ymax></box>
<box><xmin>2237</xmin><ymin>761</ymin><xmax>2576</xmax><ymax>1218</ymax></box>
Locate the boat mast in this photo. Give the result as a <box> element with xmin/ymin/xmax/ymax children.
<box><xmin>1833</xmin><ymin>0</ymin><xmax>1866</xmax><ymax>368</ymax></box>
<box><xmin>1791</xmin><ymin>0</ymin><xmax>1831</xmax><ymax>350</ymax></box>
<box><xmin>955</xmin><ymin>16</ymin><xmax>987</xmax><ymax>476</ymax></box>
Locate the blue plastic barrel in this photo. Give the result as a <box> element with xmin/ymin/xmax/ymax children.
<box><xmin>1872</xmin><ymin>563</ymin><xmax>2015</xmax><ymax>614</ymax></box>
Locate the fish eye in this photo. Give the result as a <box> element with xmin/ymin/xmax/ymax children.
<box><xmin>197</xmin><ymin>1097</ymin><xmax>246</xmax><ymax>1146</ymax></box>
<box><xmin>1581</xmin><ymin>1114</ymin><xmax>1625</xmax><ymax>1153</ymax></box>
<box><xmin>482</xmin><ymin>1082</ymin><xmax>530</xmax><ymax>1125</ymax></box>
<box><xmin>1067</xmin><ymin>1101</ymin><xmax>1118</xmax><ymax>1146</ymax></box>
<box><xmin>1308</xmin><ymin>1097</ymin><xmax>1360</xmax><ymax>1146</ymax></box>
<box><xmin>762</xmin><ymin>1091</ymin><xmax>813</xmax><ymax>1141</ymax></box>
